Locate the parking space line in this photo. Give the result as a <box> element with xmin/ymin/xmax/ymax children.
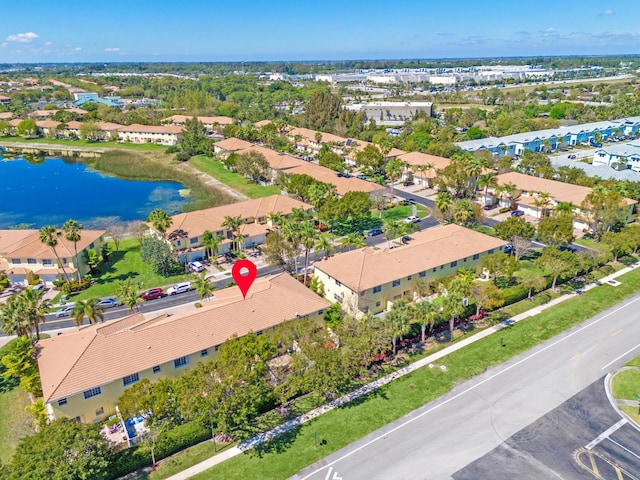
<box><xmin>586</xmin><ymin>419</ymin><xmax>627</xmax><ymax>450</ymax></box>
<box><xmin>607</xmin><ymin>437</ymin><xmax>640</xmax><ymax>461</ymax></box>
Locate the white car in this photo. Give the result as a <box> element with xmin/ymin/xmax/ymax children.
<box><xmin>94</xmin><ymin>297</ymin><xmax>120</xmax><ymax>308</ymax></box>
<box><xmin>167</xmin><ymin>282</ymin><xmax>192</xmax><ymax>295</ymax></box>
<box><xmin>189</xmin><ymin>261</ymin><xmax>205</xmax><ymax>273</ymax></box>
<box><xmin>403</xmin><ymin>216</ymin><xmax>420</xmax><ymax>224</ymax></box>
<box><xmin>55</xmin><ymin>305</ymin><xmax>74</xmax><ymax>318</ymax></box>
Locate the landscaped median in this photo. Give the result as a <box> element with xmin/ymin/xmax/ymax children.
<box><xmin>610</xmin><ymin>359</ymin><xmax>640</xmax><ymax>426</ymax></box>
<box><xmin>174</xmin><ymin>265</ymin><xmax>640</xmax><ymax>480</ymax></box>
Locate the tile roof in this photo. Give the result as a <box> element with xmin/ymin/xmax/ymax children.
<box><xmin>118</xmin><ymin>124</ymin><xmax>183</xmax><ymax>134</ymax></box>
<box><xmin>235</xmin><ymin>144</ymin><xmax>305</xmax><ymax>170</ymax></box>
<box><xmin>496</xmin><ymin>171</ymin><xmax>636</xmax><ymax>206</ymax></box>
<box><xmin>396</xmin><ymin>151</ymin><xmax>451</xmax><ymax>177</ymax></box>
<box><xmin>0</xmin><ymin>229</ymin><xmax>106</xmax><ymax>260</ymax></box>
<box><xmin>37</xmin><ymin>273</ymin><xmax>331</xmax><ymax>402</ymax></box>
<box><xmin>0</xmin><ymin>112</ymin><xmax>12</xmax><ymax>120</ymax></box>
<box><xmin>163</xmin><ymin>115</ymin><xmax>234</xmax><ymax>126</ymax></box>
<box><xmin>284</xmin><ymin>162</ymin><xmax>384</xmax><ymax>196</ymax></box>
<box><xmin>314</xmin><ymin>224</ymin><xmax>508</xmax><ymax>292</ymax></box>
<box><xmin>159</xmin><ymin>195</ymin><xmax>313</xmax><ymax>239</ymax></box>
<box><xmin>214</xmin><ymin>137</ymin><xmax>254</xmax><ymax>152</ymax></box>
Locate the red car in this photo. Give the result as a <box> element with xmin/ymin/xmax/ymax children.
<box><xmin>141</xmin><ymin>288</ymin><xmax>165</xmax><ymax>301</ymax></box>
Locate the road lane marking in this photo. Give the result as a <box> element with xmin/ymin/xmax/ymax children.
<box><xmin>298</xmin><ymin>294</ymin><xmax>640</xmax><ymax>480</ymax></box>
<box><xmin>585</xmin><ymin>419</ymin><xmax>627</xmax><ymax>450</ymax></box>
<box><xmin>611</xmin><ymin>329</ymin><xmax>622</xmax><ymax>337</ymax></box>
<box><xmin>602</xmin><ymin>343</ymin><xmax>640</xmax><ymax>370</ymax></box>
<box><xmin>570</xmin><ymin>353</ymin><xmax>581</xmax><ymax>361</ymax></box>
<box><xmin>607</xmin><ymin>437</ymin><xmax>640</xmax><ymax>461</ymax></box>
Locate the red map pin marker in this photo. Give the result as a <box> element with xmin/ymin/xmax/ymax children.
<box><xmin>231</xmin><ymin>259</ymin><xmax>257</xmax><ymax>299</ymax></box>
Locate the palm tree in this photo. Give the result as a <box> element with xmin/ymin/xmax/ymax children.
<box><xmin>21</xmin><ymin>288</ymin><xmax>51</xmax><ymax>340</ymax></box>
<box><xmin>62</xmin><ymin>219</ymin><xmax>83</xmax><ymax>281</ymax></box>
<box><xmin>0</xmin><ymin>294</ymin><xmax>30</xmax><ymax>337</ymax></box>
<box><xmin>300</xmin><ymin>222</ymin><xmax>318</xmax><ymax>285</ymax></box>
<box><xmin>452</xmin><ymin>199</ymin><xmax>473</xmax><ymax>225</ymax></box>
<box><xmin>122</xmin><ymin>290</ymin><xmax>143</xmax><ymax>313</ymax></box>
<box><xmin>554</xmin><ymin>201</ymin><xmax>574</xmax><ymax>217</ymax></box>
<box><xmin>221</xmin><ymin>215</ymin><xmax>243</xmax><ymax>251</ymax></box>
<box><xmin>383</xmin><ymin>220</ymin><xmax>401</xmax><ymax>248</ymax></box>
<box><xmin>314</xmin><ymin>235</ymin><xmax>336</xmax><ymax>259</ymax></box>
<box><xmin>387</xmin><ymin>299</ymin><xmax>413</xmax><ymax>355</ymax></box>
<box><xmin>339</xmin><ymin>232</ymin><xmax>365</xmax><ymax>251</ymax></box>
<box><xmin>463</xmin><ymin>156</ymin><xmax>485</xmax><ymax>198</ymax></box>
<box><xmin>202</xmin><ymin>231</ymin><xmax>223</xmax><ymax>264</ymax></box>
<box><xmin>435</xmin><ymin>192</ymin><xmax>453</xmax><ymax>221</ymax></box>
<box><xmin>442</xmin><ymin>293</ymin><xmax>466</xmax><ymax>341</ymax></box>
<box><xmin>195</xmin><ymin>271</ymin><xmax>214</xmax><ymax>301</ymax></box>
<box><xmin>477</xmin><ymin>173</ymin><xmax>498</xmax><ymax>201</ymax></box>
<box><xmin>533</xmin><ymin>192</ymin><xmax>552</xmax><ymax>218</ymax></box>
<box><xmin>72</xmin><ymin>299</ymin><xmax>105</xmax><ymax>327</ymax></box>
<box><xmin>147</xmin><ymin>209</ymin><xmax>172</xmax><ymax>239</ymax></box>
<box><xmin>268</xmin><ymin>211</ymin><xmax>285</xmax><ymax>230</ymax></box>
<box><xmin>39</xmin><ymin>225</ymin><xmax>70</xmax><ymax>283</ymax></box>
<box><xmin>235</xmin><ymin>232</ymin><xmax>247</xmax><ymax>253</ymax></box>
<box><xmin>414</xmin><ymin>299</ymin><xmax>440</xmax><ymax>343</ymax></box>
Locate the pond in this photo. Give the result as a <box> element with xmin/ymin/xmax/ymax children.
<box><xmin>0</xmin><ymin>156</ymin><xmax>191</xmax><ymax>229</ymax></box>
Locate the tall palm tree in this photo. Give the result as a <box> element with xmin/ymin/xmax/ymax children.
<box><xmin>477</xmin><ymin>173</ymin><xmax>498</xmax><ymax>200</ymax></box>
<box><xmin>300</xmin><ymin>222</ymin><xmax>318</xmax><ymax>285</ymax></box>
<box><xmin>282</xmin><ymin>221</ymin><xmax>303</xmax><ymax>275</ymax></box>
<box><xmin>339</xmin><ymin>232</ymin><xmax>365</xmax><ymax>251</ymax></box>
<box><xmin>221</xmin><ymin>215</ymin><xmax>243</xmax><ymax>251</ymax></box>
<box><xmin>268</xmin><ymin>211</ymin><xmax>285</xmax><ymax>230</ymax></box>
<box><xmin>195</xmin><ymin>271</ymin><xmax>214</xmax><ymax>301</ymax></box>
<box><xmin>147</xmin><ymin>209</ymin><xmax>172</xmax><ymax>240</ymax></box>
<box><xmin>314</xmin><ymin>235</ymin><xmax>336</xmax><ymax>259</ymax></box>
<box><xmin>533</xmin><ymin>192</ymin><xmax>552</xmax><ymax>218</ymax></box>
<box><xmin>21</xmin><ymin>288</ymin><xmax>51</xmax><ymax>340</ymax></box>
<box><xmin>554</xmin><ymin>201</ymin><xmax>574</xmax><ymax>217</ymax></box>
<box><xmin>0</xmin><ymin>294</ymin><xmax>30</xmax><ymax>337</ymax></box>
<box><xmin>39</xmin><ymin>225</ymin><xmax>70</xmax><ymax>283</ymax></box>
<box><xmin>442</xmin><ymin>293</ymin><xmax>466</xmax><ymax>341</ymax></box>
<box><xmin>72</xmin><ymin>299</ymin><xmax>105</xmax><ymax>327</ymax></box>
<box><xmin>463</xmin><ymin>156</ymin><xmax>486</xmax><ymax>198</ymax></box>
<box><xmin>122</xmin><ymin>290</ymin><xmax>143</xmax><ymax>313</ymax></box>
<box><xmin>383</xmin><ymin>220</ymin><xmax>401</xmax><ymax>248</ymax></box>
<box><xmin>387</xmin><ymin>299</ymin><xmax>413</xmax><ymax>355</ymax></box>
<box><xmin>435</xmin><ymin>192</ymin><xmax>453</xmax><ymax>221</ymax></box>
<box><xmin>62</xmin><ymin>219</ymin><xmax>83</xmax><ymax>281</ymax></box>
<box><xmin>202</xmin><ymin>231</ymin><xmax>222</xmax><ymax>264</ymax></box>
<box><xmin>414</xmin><ymin>299</ymin><xmax>440</xmax><ymax>343</ymax></box>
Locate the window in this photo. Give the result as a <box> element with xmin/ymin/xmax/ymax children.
<box><xmin>432</xmin><ymin>268</ymin><xmax>437</xmax><ymax>272</ymax></box>
<box><xmin>63</xmin><ymin>258</ymin><xmax>68</xmax><ymax>264</ymax></box>
<box><xmin>27</xmin><ymin>258</ymin><xmax>37</xmax><ymax>264</ymax></box>
<box><xmin>318</xmin><ymin>309</ymin><xmax>324</xmax><ymax>315</ymax></box>
<box><xmin>473</xmin><ymin>254</ymin><xmax>480</xmax><ymax>260</ymax></box>
<box><xmin>89</xmin><ymin>242</ymin><xmax>95</xmax><ymax>249</ymax></box>
<box><xmin>122</xmin><ymin>373</ymin><xmax>139</xmax><ymax>386</ymax></box>
<box><xmin>256</xmin><ymin>330</ymin><xmax>263</xmax><ymax>335</ymax></box>
<box><xmin>58</xmin><ymin>398</ymin><xmax>68</xmax><ymax>406</ymax></box>
<box><xmin>373</xmin><ymin>285</ymin><xmax>382</xmax><ymax>294</ymax></box>
<box><xmin>10</xmin><ymin>258</ymin><xmax>20</xmax><ymax>264</ymax></box>
<box><xmin>488</xmin><ymin>249</ymin><xmax>495</xmax><ymax>254</ymax></box>
<box><xmin>376</xmin><ymin>301</ymin><xmax>381</xmax><ymax>307</ymax></box>
<box><xmin>450</xmin><ymin>261</ymin><xmax>458</xmax><ymax>268</ymax></box>
<box><xmin>152</xmin><ymin>366</ymin><xmax>161</xmax><ymax>374</ymax></box>
<box><xmin>42</xmin><ymin>259</ymin><xmax>52</xmax><ymax>266</ymax></box>
<box><xmin>333</xmin><ymin>293</ymin><xmax>343</xmax><ymax>302</ymax></box>
<box><xmin>214</xmin><ymin>345</ymin><xmax>219</xmax><ymax>352</ymax></box>
<box><xmin>176</xmin><ymin>240</ymin><xmax>181</xmax><ymax>246</ymax></box>
<box><xmin>95</xmin><ymin>407</ymin><xmax>104</xmax><ymax>416</ymax></box>
<box><xmin>392</xmin><ymin>280</ymin><xmax>401</xmax><ymax>287</ymax></box>
<box><xmin>407</xmin><ymin>275</ymin><xmax>412</xmax><ymax>281</ymax></box>
<box><xmin>174</xmin><ymin>356</ymin><xmax>189</xmax><ymax>368</ymax></box>
<box><xmin>440</xmin><ymin>265</ymin><xmax>444</xmax><ymax>270</ymax></box>
<box><xmin>83</xmin><ymin>387</ymin><xmax>102</xmax><ymax>399</ymax></box>
<box><xmin>335</xmin><ymin>279</ymin><xmax>342</xmax><ymax>286</ymax></box>
<box><xmin>201</xmin><ymin>349</ymin><xmax>209</xmax><ymax>356</ymax></box>
<box><xmin>190</xmin><ymin>237</ymin><xmax>198</xmax><ymax>245</ymax></box>
<box><xmin>463</xmin><ymin>257</ymin><xmax>467</xmax><ymax>262</ymax></box>
<box><xmin>419</xmin><ymin>271</ymin><xmax>426</xmax><ymax>278</ymax></box>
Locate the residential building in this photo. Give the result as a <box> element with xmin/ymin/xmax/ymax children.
<box><xmin>73</xmin><ymin>92</ymin><xmax>121</xmax><ymax>108</ymax></box>
<box><xmin>345</xmin><ymin>101</ymin><xmax>433</xmax><ymax>126</ymax></box>
<box><xmin>282</xmin><ymin>162</ymin><xmax>386</xmax><ymax>197</ymax></box>
<box><xmin>0</xmin><ymin>95</ymin><xmax>11</xmax><ymax>106</ymax></box>
<box><xmin>213</xmin><ymin>137</ymin><xmax>254</xmax><ymax>157</ymax></box>
<box><xmin>456</xmin><ymin>116</ymin><xmax>640</xmax><ymax>156</ymax></box>
<box><xmin>150</xmin><ymin>194</ymin><xmax>314</xmax><ymax>262</ymax></box>
<box><xmin>313</xmin><ymin>224</ymin><xmax>508</xmax><ymax>316</ymax></box>
<box><xmin>117</xmin><ymin>124</ymin><xmax>183</xmax><ymax>145</ymax></box>
<box><xmin>592</xmin><ymin>142</ymin><xmax>640</xmax><ymax>173</ymax></box>
<box><xmin>37</xmin><ymin>273</ymin><xmax>331</xmax><ymax>423</ymax></box>
<box><xmin>0</xmin><ymin>112</ymin><xmax>12</xmax><ymax>120</ymax></box>
<box><xmin>483</xmin><ymin>172</ymin><xmax>636</xmax><ymax>229</ymax></box>
<box><xmin>163</xmin><ymin>115</ymin><xmax>234</xmax><ymax>131</ymax></box>
<box><xmin>0</xmin><ymin>229</ymin><xmax>106</xmax><ymax>286</ymax></box>
<box><xmin>395</xmin><ymin>151</ymin><xmax>451</xmax><ymax>186</ymax></box>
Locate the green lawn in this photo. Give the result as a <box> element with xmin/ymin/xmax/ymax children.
<box><xmin>574</xmin><ymin>237</ymin><xmax>611</xmax><ymax>253</ymax></box>
<box><xmin>626</xmin><ymin>357</ymin><xmax>640</xmax><ymax>368</ymax></box>
<box><xmin>62</xmin><ymin>238</ymin><xmax>194</xmax><ymax>302</ymax></box>
<box><xmin>0</xmin><ymin>135</ymin><xmax>165</xmax><ymax>151</ymax></box>
<box><xmin>140</xmin><ymin>441</ymin><xmax>234</xmax><ymax>480</ymax></box>
<box><xmin>620</xmin><ymin>406</ymin><xmax>640</xmax><ymax>426</ymax></box>
<box><xmin>0</xmin><ymin>341</ymin><xmax>37</xmax><ymax>465</ymax></box>
<box><xmin>611</xmin><ymin>369</ymin><xmax>640</xmax><ymax>400</ymax></box>
<box><xmin>377</xmin><ymin>204</ymin><xmax>428</xmax><ymax>223</ymax></box>
<box><xmin>190</xmin><ymin>266</ymin><xmax>640</xmax><ymax>480</ymax></box>
<box><xmin>471</xmin><ymin>225</ymin><xmax>497</xmax><ymax>237</ymax></box>
<box><xmin>189</xmin><ymin>156</ymin><xmax>281</xmax><ymax>199</ymax></box>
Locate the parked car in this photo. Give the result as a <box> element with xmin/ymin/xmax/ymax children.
<box><xmin>403</xmin><ymin>216</ymin><xmax>420</xmax><ymax>224</ymax></box>
<box><xmin>407</xmin><ymin>198</ymin><xmax>417</xmax><ymax>204</ymax></box>
<box><xmin>141</xmin><ymin>288</ymin><xmax>165</xmax><ymax>301</ymax></box>
<box><xmin>568</xmin><ymin>154</ymin><xmax>577</xmax><ymax>159</ymax></box>
<box><xmin>356</xmin><ymin>173</ymin><xmax>367</xmax><ymax>180</ymax></box>
<box><xmin>401</xmin><ymin>235</ymin><xmax>411</xmax><ymax>244</ymax></box>
<box><xmin>503</xmin><ymin>244</ymin><xmax>513</xmax><ymax>254</ymax></box>
<box><xmin>403</xmin><ymin>181</ymin><xmax>414</xmax><ymax>186</ymax></box>
<box><xmin>189</xmin><ymin>261</ymin><xmax>205</xmax><ymax>273</ymax></box>
<box><xmin>591</xmin><ymin>142</ymin><xmax>603</xmax><ymax>148</ymax></box>
<box><xmin>367</xmin><ymin>227</ymin><xmax>383</xmax><ymax>237</ymax></box>
<box><xmin>94</xmin><ymin>297</ymin><xmax>120</xmax><ymax>308</ymax></box>
<box><xmin>510</xmin><ymin>210</ymin><xmax>525</xmax><ymax>217</ymax></box>
<box><xmin>167</xmin><ymin>282</ymin><xmax>192</xmax><ymax>295</ymax></box>
<box><xmin>483</xmin><ymin>203</ymin><xmax>498</xmax><ymax>211</ymax></box>
<box><xmin>55</xmin><ymin>305</ymin><xmax>74</xmax><ymax>318</ymax></box>
<box><xmin>558</xmin><ymin>244</ymin><xmax>577</xmax><ymax>253</ymax></box>
<box><xmin>31</xmin><ymin>282</ymin><xmax>45</xmax><ymax>292</ymax></box>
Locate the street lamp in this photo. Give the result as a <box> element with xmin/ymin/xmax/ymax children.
<box><xmin>210</xmin><ymin>408</ymin><xmax>216</xmax><ymax>452</ymax></box>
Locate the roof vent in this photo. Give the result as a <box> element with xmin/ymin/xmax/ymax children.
<box><xmin>147</xmin><ymin>345</ymin><xmax>151</xmax><ymax>349</ymax></box>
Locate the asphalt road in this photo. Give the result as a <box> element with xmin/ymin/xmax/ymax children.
<box><xmin>292</xmin><ymin>291</ymin><xmax>640</xmax><ymax>480</ymax></box>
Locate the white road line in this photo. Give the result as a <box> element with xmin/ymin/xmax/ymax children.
<box><xmin>298</xmin><ymin>294</ymin><xmax>640</xmax><ymax>480</ymax></box>
<box><xmin>585</xmin><ymin>419</ymin><xmax>628</xmax><ymax>450</ymax></box>
<box><xmin>607</xmin><ymin>437</ymin><xmax>640</xmax><ymax>461</ymax></box>
<box><xmin>601</xmin><ymin>343</ymin><xmax>640</xmax><ymax>370</ymax></box>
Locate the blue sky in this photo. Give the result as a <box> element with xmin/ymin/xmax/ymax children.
<box><xmin>1</xmin><ymin>0</ymin><xmax>639</xmax><ymax>62</ymax></box>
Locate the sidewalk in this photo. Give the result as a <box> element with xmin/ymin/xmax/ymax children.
<box><xmin>164</xmin><ymin>263</ymin><xmax>640</xmax><ymax>480</ymax></box>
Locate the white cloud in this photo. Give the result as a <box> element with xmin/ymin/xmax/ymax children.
<box><xmin>6</xmin><ymin>32</ymin><xmax>39</xmax><ymax>43</ymax></box>
<box><xmin>75</xmin><ymin>47</ymin><xmax>82</xmax><ymax>51</ymax></box>
<box><xmin>601</xmin><ymin>9</ymin><xmax>614</xmax><ymax>16</ymax></box>
<box><xmin>545</xmin><ymin>27</ymin><xmax>556</xmax><ymax>33</ymax></box>
<box><xmin>44</xmin><ymin>41</ymin><xmax>52</xmax><ymax>46</ymax></box>
<box><xmin>0</xmin><ymin>42</ymin><xmax>7</xmax><ymax>48</ymax></box>
<box><xmin>105</xmin><ymin>47</ymin><xmax>120</xmax><ymax>52</ymax></box>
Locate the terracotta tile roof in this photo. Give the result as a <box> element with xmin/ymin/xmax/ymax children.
<box><xmin>35</xmin><ymin>120</ymin><xmax>60</xmax><ymax>129</ymax></box>
<box><xmin>159</xmin><ymin>195</ymin><xmax>313</xmax><ymax>239</ymax></box>
<box><xmin>314</xmin><ymin>224</ymin><xmax>508</xmax><ymax>292</ymax></box>
<box><xmin>0</xmin><ymin>229</ymin><xmax>106</xmax><ymax>260</ymax></box>
<box><xmin>29</xmin><ymin>109</ymin><xmax>56</xmax><ymax>118</ymax></box>
<box><xmin>235</xmin><ymin>144</ymin><xmax>305</xmax><ymax>170</ymax></box>
<box><xmin>496</xmin><ymin>172</ymin><xmax>636</xmax><ymax>207</ymax></box>
<box><xmin>284</xmin><ymin>163</ymin><xmax>384</xmax><ymax>196</ymax></box>
<box><xmin>118</xmin><ymin>124</ymin><xmax>183</xmax><ymax>134</ymax></box>
<box><xmin>97</xmin><ymin>122</ymin><xmax>123</xmax><ymax>131</ymax></box>
<box><xmin>0</xmin><ymin>112</ymin><xmax>12</xmax><ymax>119</ymax></box>
<box><xmin>397</xmin><ymin>151</ymin><xmax>451</xmax><ymax>171</ymax></box>
<box><xmin>214</xmin><ymin>137</ymin><xmax>254</xmax><ymax>152</ymax></box>
<box><xmin>65</xmin><ymin>121</ymin><xmax>82</xmax><ymax>129</ymax></box>
<box><xmin>163</xmin><ymin>115</ymin><xmax>234</xmax><ymax>126</ymax></box>
<box><xmin>287</xmin><ymin>126</ymin><xmax>345</xmax><ymax>144</ymax></box>
<box><xmin>37</xmin><ymin>273</ymin><xmax>331</xmax><ymax>402</ymax></box>
<box><xmin>253</xmin><ymin>120</ymin><xmax>273</xmax><ymax>128</ymax></box>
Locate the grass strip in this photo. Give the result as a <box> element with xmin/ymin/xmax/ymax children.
<box><xmin>191</xmin><ymin>266</ymin><xmax>640</xmax><ymax>480</ymax></box>
<box><xmin>611</xmin><ymin>369</ymin><xmax>640</xmax><ymax>400</ymax></box>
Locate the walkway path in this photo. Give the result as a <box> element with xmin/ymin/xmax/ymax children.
<box><xmin>174</xmin><ymin>161</ymin><xmax>249</xmax><ymax>202</ymax></box>
<box><xmin>163</xmin><ymin>263</ymin><xmax>640</xmax><ymax>480</ymax></box>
